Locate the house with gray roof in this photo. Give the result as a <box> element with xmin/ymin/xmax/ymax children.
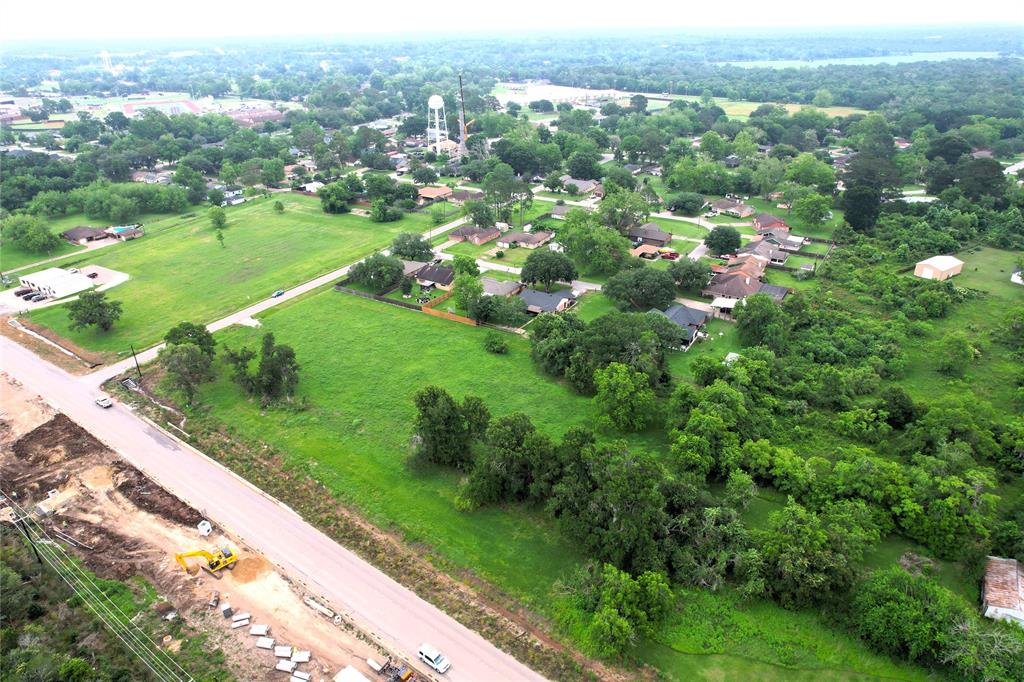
<box><xmin>519</xmin><ymin>287</ymin><xmax>576</xmax><ymax>314</ymax></box>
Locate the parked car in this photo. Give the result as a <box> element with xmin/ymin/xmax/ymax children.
<box><xmin>19</xmin><ymin>290</ymin><xmax>37</xmax><ymax>299</ymax></box>
<box><xmin>28</xmin><ymin>294</ymin><xmax>47</xmax><ymax>302</ymax></box>
<box><xmin>271</xmin><ymin>289</ymin><xmax>285</xmax><ymax>298</ymax></box>
<box><xmin>417</xmin><ymin>644</ymin><xmax>450</xmax><ymax>674</ymax></box>
<box><xmin>13</xmin><ymin>288</ymin><xmax>31</xmax><ymax>296</ymax></box>
<box><xmin>94</xmin><ymin>396</ymin><xmax>113</xmax><ymax>409</ymax></box>
<box><xmin>661</xmin><ymin>252</ymin><xmax>680</xmax><ymax>260</ymax></box>
<box><xmin>86</xmin><ymin>272</ymin><xmax>99</xmax><ymax>279</ymax></box>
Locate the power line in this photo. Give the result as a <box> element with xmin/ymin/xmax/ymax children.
<box><xmin>2</xmin><ymin>491</ymin><xmax>194</xmax><ymax>682</ymax></box>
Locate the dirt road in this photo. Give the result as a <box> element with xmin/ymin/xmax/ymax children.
<box><xmin>1</xmin><ymin>335</ymin><xmax>546</xmax><ymax>682</ymax></box>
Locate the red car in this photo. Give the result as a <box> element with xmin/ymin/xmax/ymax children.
<box><xmin>660</xmin><ymin>252</ymin><xmax>680</xmax><ymax>260</ymax></box>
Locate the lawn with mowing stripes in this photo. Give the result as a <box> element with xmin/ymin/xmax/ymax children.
<box><xmin>28</xmin><ymin>194</ymin><xmax>434</xmax><ymax>354</ymax></box>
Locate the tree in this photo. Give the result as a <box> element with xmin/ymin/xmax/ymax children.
<box><xmin>369</xmin><ymin>198</ymin><xmax>402</xmax><ymax>223</ymax></box>
<box><xmin>483</xmin><ymin>332</ymin><xmax>509</xmax><ymax>354</ymax></box>
<box><xmin>665</xmin><ymin>192</ymin><xmax>706</xmax><ymax>215</ymax></box>
<box><xmin>791</xmin><ymin>193</ymin><xmax>831</xmax><ymax>226</ymax></box>
<box><xmin>543</xmin><ymin>172</ymin><xmax>564</xmax><ymax>193</ymax></box>
<box><xmin>158</xmin><ymin>342</ymin><xmax>215</xmax><ymax>404</ymax></box>
<box><xmin>936</xmin><ymin>331</ymin><xmax>975</xmax><ymax>377</ymax></box>
<box><xmin>785</xmin><ymin>152</ymin><xmax>836</xmax><ymax>194</ymax></box>
<box><xmin>753</xmin><ymin>157</ymin><xmax>786</xmax><ymax>199</ymax></box>
<box><xmin>759</xmin><ymin>500</ymin><xmax>879</xmax><ymax>608</ymax></box>
<box><xmin>699</xmin><ymin>131</ymin><xmax>730</xmax><ymax>160</ymax></box>
<box><xmin>390</xmin><ymin>232</ymin><xmax>434</xmax><ymax>261</ymax></box>
<box><xmin>843</xmin><ymin>185</ymin><xmax>883</xmax><ymax>231</ymax></box>
<box><xmin>411</xmin><ymin>386</ymin><xmax>489</xmax><ymax>469</ymax></box>
<box><xmin>464</xmin><ymin>199</ymin><xmax>495</xmax><ymax>228</ymax></box>
<box><xmin>165</xmin><ymin>321</ymin><xmax>215</xmax><ymax>357</ymax></box>
<box><xmin>0</xmin><ymin>214</ymin><xmax>61</xmax><ymax>253</ymax></box>
<box><xmin>453</xmin><ymin>273</ymin><xmax>484</xmax><ymax>311</ymax></box>
<box><xmin>957</xmin><ymin>157</ymin><xmax>1007</xmax><ymax>200</ymax></box>
<box><xmin>207</xmin><ymin>188</ymin><xmax>225</xmax><ymax>206</ymax></box>
<box><xmin>208</xmin><ymin>206</ymin><xmax>226</xmax><ymax>230</ymax></box>
<box><xmin>349</xmin><ymin>253</ymin><xmax>404</xmax><ymax>293</ymax></box>
<box><xmin>452</xmin><ymin>254</ymin><xmax>480</xmax><ymax>276</ymax></box>
<box><xmin>317</xmin><ymin>182</ymin><xmax>354</xmax><ymax>213</ymax></box>
<box><xmin>559</xmin><ymin>211</ymin><xmax>631</xmax><ymax>275</ymax></box>
<box><xmin>604</xmin><ymin>268</ymin><xmax>677</xmax><ymax>310</ymax></box>
<box><xmin>667</xmin><ymin>258</ymin><xmax>711</xmax><ymax>291</ymax></box>
<box><xmin>273</xmin><ymin>200</ymin><xmax>284</xmax><ymax>213</ymax></box>
<box><xmin>67</xmin><ymin>290</ymin><xmax>122</xmax><ymax>332</ymax></box>
<box><xmin>594</xmin><ymin>362</ymin><xmax>658</xmax><ymax>431</ymax></box>
<box><xmin>704</xmin><ymin>226</ymin><xmax>741</xmax><ymax>255</ymax></box>
<box><xmin>412</xmin><ymin>166</ymin><xmax>439</xmax><ymax>185</ymax></box>
<box><xmin>735</xmin><ymin>293</ymin><xmax>788</xmax><ymax>351</ymax></box>
<box><xmin>567</xmin><ymin>148</ymin><xmax>603</xmax><ymax>180</ymax></box>
<box><xmin>261</xmin><ymin>158</ymin><xmax>285</xmax><ymax>185</ymax></box>
<box><xmin>571</xmin><ymin>564</ymin><xmax>673</xmax><ymax>658</ymax></box>
<box><xmin>520</xmin><ymin>251</ymin><xmax>577</xmax><ymax>291</ymax></box>
<box><xmin>223</xmin><ymin>332</ymin><xmax>300</xmax><ymax>401</ymax></box>
<box><xmin>596</xmin><ymin>191</ymin><xmax>650</xmax><ymax>234</ymax></box>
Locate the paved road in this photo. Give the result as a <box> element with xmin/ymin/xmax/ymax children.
<box><xmin>0</xmin><ymin>336</ymin><xmax>546</xmax><ymax>682</ymax></box>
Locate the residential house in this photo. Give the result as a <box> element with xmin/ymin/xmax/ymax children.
<box><xmin>757</xmin><ymin>283</ymin><xmax>790</xmax><ymax>302</ymax></box>
<box><xmin>723</xmin><ymin>154</ymin><xmax>741</xmax><ymax>168</ymax></box>
<box><xmin>710</xmin><ymin>198</ymin><xmax>755</xmax><ymax>218</ymax></box>
<box><xmin>627</xmin><ymin>222</ymin><xmax>672</xmax><ymax>247</ymax></box>
<box><xmin>753</xmin><ymin>213</ymin><xmax>789</xmax><ymax>232</ymax></box>
<box><xmin>416</xmin><ymin>264</ymin><xmax>455</xmax><ymax>290</ymax></box>
<box><xmin>559</xmin><ymin>175</ymin><xmax>600</xmax><ymax>195</ymax></box>
<box><xmin>982</xmin><ymin>556</ymin><xmax>1024</xmax><ymax>627</ymax></box>
<box><xmin>914</xmin><ymin>255</ymin><xmax>964</xmax><ymax>281</ymax></box>
<box><xmin>630</xmin><ymin>244</ymin><xmax>661</xmax><ymax>259</ymax></box>
<box><xmin>418</xmin><ymin>186</ymin><xmax>454</xmax><ymax>203</ymax></box>
<box><xmin>449</xmin><ymin>189</ymin><xmax>483</xmax><ymax>206</ymax></box>
<box><xmin>759</xmin><ymin>229</ymin><xmax>809</xmax><ymax>251</ymax></box>
<box><xmin>497</xmin><ymin>230</ymin><xmax>554</xmax><ymax>249</ymax></box>
<box><xmin>650</xmin><ymin>304</ymin><xmax>710</xmax><ymax>349</ymax></box>
<box><xmin>449</xmin><ymin>224</ymin><xmax>500</xmax><ymax>246</ymax></box>
<box><xmin>738</xmin><ymin>238</ymin><xmax>789</xmax><ymax>266</ymax></box>
<box><xmin>701</xmin><ymin>254</ymin><xmax>768</xmax><ymax>299</ymax></box>
<box><xmin>894</xmin><ymin>137</ymin><xmax>912</xmax><ymax>150</ymax></box>
<box><xmin>519</xmin><ymin>287</ymin><xmax>576</xmax><ymax>314</ymax></box>
<box><xmin>60</xmin><ymin>226</ymin><xmax>108</xmax><ymax>244</ymax></box>
<box><xmin>300</xmin><ymin>181</ymin><xmax>325</xmax><ymax>193</ymax></box>
<box><xmin>480</xmin><ymin>277</ymin><xmax>523</xmax><ymax>297</ymax></box>
<box><xmin>623</xmin><ymin>163</ymin><xmax>643</xmax><ymax>175</ymax></box>
<box><xmin>105</xmin><ymin>224</ymin><xmax>144</xmax><ymax>241</ymax></box>
<box><xmin>550</xmin><ymin>204</ymin><xmax>574</xmax><ymax>219</ymax></box>
<box><xmin>400</xmin><ymin>260</ymin><xmax>428</xmax><ymax>278</ymax></box>
<box><xmin>224</xmin><ymin>186</ymin><xmax>244</xmax><ymax>199</ymax></box>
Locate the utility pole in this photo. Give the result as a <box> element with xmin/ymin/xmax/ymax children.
<box><xmin>130</xmin><ymin>344</ymin><xmax>143</xmax><ymax>382</ymax></box>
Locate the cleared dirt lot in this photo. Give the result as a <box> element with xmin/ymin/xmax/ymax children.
<box><xmin>0</xmin><ymin>375</ymin><xmax>383</xmax><ymax>681</ymax></box>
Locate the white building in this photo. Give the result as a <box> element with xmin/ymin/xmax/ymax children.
<box><xmin>18</xmin><ymin>267</ymin><xmax>94</xmax><ymax>299</ymax></box>
<box><xmin>982</xmin><ymin>556</ymin><xmax>1024</xmax><ymax>628</ymax></box>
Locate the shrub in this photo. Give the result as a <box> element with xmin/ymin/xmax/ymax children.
<box><xmin>483</xmin><ymin>332</ymin><xmax>509</xmax><ymax>354</ymax></box>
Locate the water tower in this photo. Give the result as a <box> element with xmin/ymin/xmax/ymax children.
<box><xmin>427</xmin><ymin>94</ymin><xmax>448</xmax><ymax>155</ymax></box>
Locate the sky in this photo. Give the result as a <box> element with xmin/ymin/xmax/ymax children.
<box><xmin>2</xmin><ymin>0</ymin><xmax>1022</xmax><ymax>42</ymax></box>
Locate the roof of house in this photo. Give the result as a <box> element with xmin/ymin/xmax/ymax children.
<box><xmin>984</xmin><ymin>556</ymin><xmax>1023</xmax><ymax>612</ymax></box>
<box><xmin>498</xmin><ymin>230</ymin><xmax>553</xmax><ymax>245</ymax></box>
<box><xmin>918</xmin><ymin>255</ymin><xmax>964</xmax><ymax>271</ymax></box>
<box><xmin>551</xmin><ymin>204</ymin><xmax>572</xmax><ymax>216</ymax></box>
<box><xmin>755</xmin><ymin>213</ymin><xmax>788</xmax><ymax>228</ymax></box>
<box><xmin>559</xmin><ymin>176</ymin><xmax>599</xmax><ymax>193</ymax></box>
<box><xmin>703</xmin><ymin>272</ymin><xmax>762</xmax><ymax>298</ymax></box>
<box><xmin>451</xmin><ymin>224</ymin><xmax>497</xmax><ymax>239</ymax></box>
<box><xmin>451</xmin><ymin>189</ymin><xmax>483</xmax><ymax>202</ymax></box>
<box><xmin>416</xmin><ymin>264</ymin><xmax>455</xmax><ymax>286</ymax></box>
<box><xmin>758</xmin><ymin>283</ymin><xmax>790</xmax><ymax>301</ymax></box>
<box><xmin>400</xmin><ymin>260</ymin><xmax>428</xmax><ymax>277</ymax></box>
<box><xmin>724</xmin><ymin>253</ymin><xmax>768</xmax><ymax>279</ymax></box>
<box><xmin>630</xmin><ymin>244</ymin><xmax>662</xmax><ymax>258</ymax></box>
<box><xmin>418</xmin><ymin>186</ymin><xmax>454</xmax><ymax>200</ymax></box>
<box><xmin>628</xmin><ymin>222</ymin><xmax>672</xmax><ymax>243</ymax></box>
<box><xmin>738</xmin><ymin>238</ymin><xmax>789</xmax><ymax>262</ymax></box>
<box><xmin>650</xmin><ymin>304</ymin><xmax>709</xmax><ymax>341</ymax></box>
<box><xmin>61</xmin><ymin>226</ymin><xmax>108</xmax><ymax>241</ymax></box>
<box><xmin>711</xmin><ymin>198</ymin><xmax>744</xmax><ymax>210</ymax></box>
<box><xmin>480</xmin><ymin>277</ymin><xmax>521</xmax><ymax>296</ymax></box>
<box><xmin>519</xmin><ymin>287</ymin><xmax>575</xmax><ymax>312</ymax></box>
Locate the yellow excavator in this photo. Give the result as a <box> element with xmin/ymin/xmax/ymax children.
<box><xmin>175</xmin><ymin>547</ymin><xmax>238</xmax><ymax>577</ymax></box>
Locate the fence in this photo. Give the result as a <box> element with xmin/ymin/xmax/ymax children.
<box><xmin>421</xmin><ymin>290</ymin><xmax>477</xmax><ymax>326</ymax></box>
<box><xmin>333</xmin><ymin>280</ymin><xmax>423</xmax><ymax>312</ymax></box>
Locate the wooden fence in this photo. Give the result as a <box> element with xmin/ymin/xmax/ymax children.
<box><xmin>421</xmin><ymin>290</ymin><xmax>477</xmax><ymax>326</ymax></box>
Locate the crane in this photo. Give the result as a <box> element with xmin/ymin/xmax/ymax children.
<box><xmin>174</xmin><ymin>547</ymin><xmax>238</xmax><ymax>577</ymax></box>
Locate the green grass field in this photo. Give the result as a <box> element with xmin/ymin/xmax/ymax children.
<box><xmin>1</xmin><ymin>239</ymin><xmax>84</xmax><ymax>273</ymax></box>
<box><xmin>896</xmin><ymin>246</ymin><xmax>1023</xmax><ymax>411</ymax></box>
<box><xmin>27</xmin><ymin>195</ymin><xmax>434</xmax><ymax>354</ymax></box>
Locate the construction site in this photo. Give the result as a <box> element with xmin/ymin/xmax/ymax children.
<box><xmin>0</xmin><ymin>374</ymin><xmax>419</xmax><ymax>682</ymax></box>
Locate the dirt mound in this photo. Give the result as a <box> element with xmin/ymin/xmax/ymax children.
<box><xmin>229</xmin><ymin>555</ymin><xmax>272</xmax><ymax>584</ymax></box>
<box><xmin>12</xmin><ymin>414</ymin><xmax>107</xmax><ymax>466</ymax></box>
<box><xmin>112</xmin><ymin>463</ymin><xmax>203</xmax><ymax>527</ymax></box>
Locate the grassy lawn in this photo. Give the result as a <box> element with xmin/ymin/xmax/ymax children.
<box><xmin>201</xmin><ymin>292</ymin><xmax>593</xmax><ymax>600</ymax></box>
<box><xmin>194</xmin><ymin>289</ymin><xmax>927</xmax><ymax>681</ymax></box>
<box><xmin>896</xmin><ymin>246</ymin><xmax>1023</xmax><ymax>412</ymax></box>
<box><xmin>667</xmin><ymin>319</ymin><xmax>741</xmax><ymax>380</ymax></box>
<box><xmin>648</xmin><ymin>218</ymin><xmax>709</xmax><ymax>241</ymax></box>
<box><xmin>27</xmin><ymin>195</ymin><xmax>434</xmax><ymax>354</ymax></box>
<box><xmin>573</xmin><ymin>291</ymin><xmax>619</xmax><ymax>322</ymax></box>
<box><xmin>668</xmin><ymin>95</ymin><xmax>868</xmax><ymax>119</ymax></box>
<box><xmin>762</xmin><ymin>269</ymin><xmax>818</xmax><ymax>292</ymax></box>
<box><xmin>1</xmin><ymin>239</ymin><xmax>84</xmax><ymax>273</ymax></box>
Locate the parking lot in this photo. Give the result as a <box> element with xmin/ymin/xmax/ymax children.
<box><xmin>0</xmin><ymin>265</ymin><xmax>129</xmax><ymax>316</ymax></box>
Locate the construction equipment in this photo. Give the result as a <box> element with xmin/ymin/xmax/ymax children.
<box><xmin>174</xmin><ymin>547</ymin><xmax>238</xmax><ymax>577</ymax></box>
